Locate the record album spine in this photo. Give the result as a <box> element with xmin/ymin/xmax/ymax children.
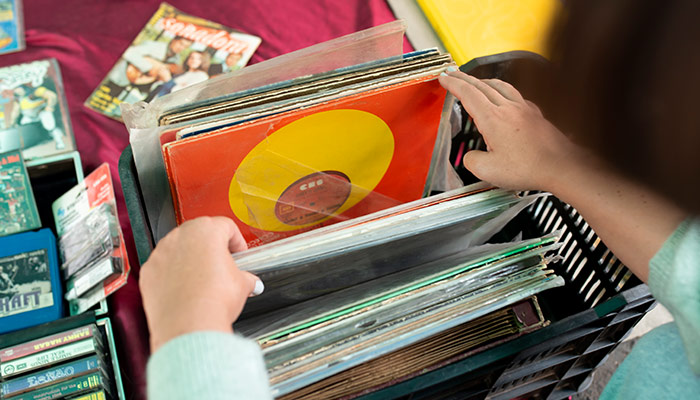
<box><xmin>1</xmin><ymin>354</ymin><xmax>105</xmax><ymax>398</ymax></box>
<box><xmin>1</xmin><ymin>338</ymin><xmax>102</xmax><ymax>379</ymax></box>
<box><xmin>10</xmin><ymin>371</ymin><xmax>107</xmax><ymax>400</ymax></box>
<box><xmin>0</xmin><ymin>325</ymin><xmax>100</xmax><ymax>363</ymax></box>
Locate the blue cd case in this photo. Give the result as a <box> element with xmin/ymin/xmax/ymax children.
<box><xmin>0</xmin><ymin>228</ymin><xmax>63</xmax><ymax>334</ymax></box>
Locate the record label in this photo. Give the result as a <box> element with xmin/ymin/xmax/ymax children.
<box><xmin>275</xmin><ymin>171</ymin><xmax>351</xmax><ymax>225</ymax></box>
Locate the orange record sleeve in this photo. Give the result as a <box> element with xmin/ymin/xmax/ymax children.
<box><xmin>163</xmin><ymin>76</ymin><xmax>447</xmax><ymax>247</ymax></box>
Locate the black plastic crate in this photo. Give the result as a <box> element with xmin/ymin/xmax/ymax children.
<box><xmin>117</xmin><ymin>52</ymin><xmax>654</xmax><ymax>399</ymax></box>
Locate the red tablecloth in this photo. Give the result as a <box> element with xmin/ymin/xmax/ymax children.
<box><xmin>1</xmin><ymin>1</ymin><xmax>410</xmax><ymax>398</ymax></box>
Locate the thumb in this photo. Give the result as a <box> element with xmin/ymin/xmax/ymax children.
<box><xmin>463</xmin><ymin>150</ymin><xmax>491</xmax><ymax>180</ymax></box>
<box><xmin>241</xmin><ymin>271</ymin><xmax>264</xmax><ymax>297</ymax></box>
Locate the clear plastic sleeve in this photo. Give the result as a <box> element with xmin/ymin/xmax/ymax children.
<box><xmin>122</xmin><ymin>21</ymin><xmax>462</xmax><ymax>245</ymax></box>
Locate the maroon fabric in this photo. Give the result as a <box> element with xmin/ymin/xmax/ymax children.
<box><xmin>1</xmin><ymin>1</ymin><xmax>410</xmax><ymax>398</ymax></box>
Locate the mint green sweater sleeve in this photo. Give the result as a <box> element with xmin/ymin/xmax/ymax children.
<box><xmin>648</xmin><ymin>218</ymin><xmax>700</xmax><ymax>374</ymax></box>
<box><xmin>600</xmin><ymin>218</ymin><xmax>700</xmax><ymax>399</ymax></box>
<box><xmin>147</xmin><ymin>331</ymin><xmax>272</xmax><ymax>400</ymax></box>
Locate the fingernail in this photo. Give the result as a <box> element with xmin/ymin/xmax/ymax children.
<box><xmin>251</xmin><ymin>279</ymin><xmax>265</xmax><ymax>296</ymax></box>
<box><xmin>440</xmin><ymin>72</ymin><xmax>448</xmax><ymax>77</ymax></box>
<box><xmin>447</xmin><ymin>66</ymin><xmax>458</xmax><ymax>72</ymax></box>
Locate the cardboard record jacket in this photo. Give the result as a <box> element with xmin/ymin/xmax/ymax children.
<box><xmin>163</xmin><ymin>76</ymin><xmax>447</xmax><ymax>246</ymax></box>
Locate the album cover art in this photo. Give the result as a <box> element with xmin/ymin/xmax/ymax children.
<box><xmin>0</xmin><ymin>248</ymin><xmax>52</xmax><ymax>318</ymax></box>
<box><xmin>0</xmin><ymin>229</ymin><xmax>63</xmax><ymax>334</ymax></box>
<box><xmin>0</xmin><ymin>150</ymin><xmax>40</xmax><ymax>236</ymax></box>
<box><xmin>163</xmin><ymin>76</ymin><xmax>447</xmax><ymax>247</ymax></box>
<box><xmin>85</xmin><ymin>2</ymin><xmax>262</xmax><ymax>121</ymax></box>
<box><xmin>0</xmin><ymin>0</ymin><xmax>24</xmax><ymax>55</ymax></box>
<box><xmin>0</xmin><ymin>59</ymin><xmax>75</xmax><ymax>161</ymax></box>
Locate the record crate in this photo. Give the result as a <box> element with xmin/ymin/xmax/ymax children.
<box><xmin>118</xmin><ymin>52</ymin><xmax>655</xmax><ymax>400</ymax></box>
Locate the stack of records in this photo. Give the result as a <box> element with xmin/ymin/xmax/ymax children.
<box><xmin>276</xmin><ymin>297</ymin><xmax>548</xmax><ymax>399</ymax></box>
<box><xmin>124</xmin><ymin>21</ymin><xmax>462</xmax><ymax>245</ymax></box>
<box><xmin>0</xmin><ymin>324</ymin><xmax>114</xmax><ymax>400</ymax></box>
<box><xmin>121</xmin><ymin>22</ymin><xmax>567</xmax><ymax>399</ymax></box>
<box><xmin>156</xmin><ymin>46</ymin><xmax>457</xmax><ymax>247</ymax></box>
<box><xmin>235</xmin><ymin>183</ymin><xmax>544</xmax><ymax>316</ymax></box>
<box><xmin>232</xmin><ymin>184</ymin><xmax>564</xmax><ymax>397</ymax></box>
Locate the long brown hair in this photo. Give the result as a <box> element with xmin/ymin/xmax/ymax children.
<box><xmin>183</xmin><ymin>51</ymin><xmax>211</xmax><ymax>73</ymax></box>
<box><xmin>544</xmin><ymin>0</ymin><xmax>700</xmax><ymax>213</ymax></box>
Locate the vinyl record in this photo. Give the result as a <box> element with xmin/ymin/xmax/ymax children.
<box><xmin>228</xmin><ymin>109</ymin><xmax>394</xmax><ymax>231</ymax></box>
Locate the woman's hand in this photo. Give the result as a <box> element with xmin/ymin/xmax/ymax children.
<box><xmin>439</xmin><ymin>69</ymin><xmax>686</xmax><ymax>282</ymax></box>
<box><xmin>139</xmin><ymin>216</ymin><xmax>263</xmax><ymax>353</ymax></box>
<box><xmin>439</xmin><ymin>70</ymin><xmax>581</xmax><ymax>192</ymax></box>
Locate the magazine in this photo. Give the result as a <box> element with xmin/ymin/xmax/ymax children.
<box><xmin>0</xmin><ymin>59</ymin><xmax>75</xmax><ymax>161</ymax></box>
<box><xmin>85</xmin><ymin>2</ymin><xmax>262</xmax><ymax>121</ymax></box>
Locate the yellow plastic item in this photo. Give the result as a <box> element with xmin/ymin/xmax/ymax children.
<box><xmin>416</xmin><ymin>0</ymin><xmax>561</xmax><ymax>65</ymax></box>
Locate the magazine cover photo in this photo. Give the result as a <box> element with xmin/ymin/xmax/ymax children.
<box><xmin>85</xmin><ymin>2</ymin><xmax>261</xmax><ymax>120</ymax></box>
<box><xmin>0</xmin><ymin>59</ymin><xmax>74</xmax><ymax>161</ymax></box>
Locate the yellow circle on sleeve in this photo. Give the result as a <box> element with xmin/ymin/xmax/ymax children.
<box><xmin>228</xmin><ymin>109</ymin><xmax>395</xmax><ymax>231</ymax></box>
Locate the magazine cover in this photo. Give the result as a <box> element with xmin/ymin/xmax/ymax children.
<box><xmin>0</xmin><ymin>59</ymin><xmax>75</xmax><ymax>161</ymax></box>
<box><xmin>0</xmin><ymin>149</ymin><xmax>40</xmax><ymax>237</ymax></box>
<box><xmin>85</xmin><ymin>2</ymin><xmax>262</xmax><ymax>121</ymax></box>
<box><xmin>0</xmin><ymin>0</ymin><xmax>24</xmax><ymax>55</ymax></box>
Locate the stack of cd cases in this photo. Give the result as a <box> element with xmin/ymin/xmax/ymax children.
<box><xmin>0</xmin><ymin>322</ymin><xmax>118</xmax><ymax>400</ymax></box>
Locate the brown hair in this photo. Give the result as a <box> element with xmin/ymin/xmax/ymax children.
<box><xmin>184</xmin><ymin>51</ymin><xmax>211</xmax><ymax>73</ymax></box>
<box><xmin>543</xmin><ymin>0</ymin><xmax>700</xmax><ymax>213</ymax></box>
